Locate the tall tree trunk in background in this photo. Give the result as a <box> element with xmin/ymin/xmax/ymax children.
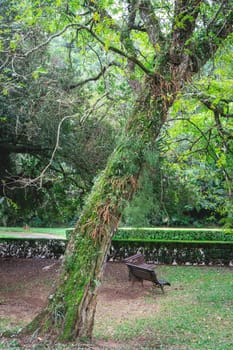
<box><xmin>24</xmin><ymin>0</ymin><xmax>233</xmax><ymax>342</ymax></box>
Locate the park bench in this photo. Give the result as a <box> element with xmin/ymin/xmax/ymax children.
<box><xmin>124</xmin><ymin>253</ymin><xmax>171</xmax><ymax>293</ymax></box>
<box><xmin>124</xmin><ymin>252</ymin><xmax>154</xmax><ymax>266</ymax></box>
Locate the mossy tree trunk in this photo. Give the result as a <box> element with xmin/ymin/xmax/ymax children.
<box><xmin>26</xmin><ymin>75</ymin><xmax>174</xmax><ymax>341</ymax></box>
<box><xmin>24</xmin><ymin>0</ymin><xmax>233</xmax><ymax>343</ymax></box>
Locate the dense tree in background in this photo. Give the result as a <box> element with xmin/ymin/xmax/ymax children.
<box><xmin>124</xmin><ymin>41</ymin><xmax>233</xmax><ymax>227</ymax></box>
<box><xmin>165</xmin><ymin>42</ymin><xmax>233</xmax><ymax>227</ymax></box>
<box><xmin>122</xmin><ymin>142</ymin><xmax>200</xmax><ymax>227</ymax></box>
<box><xmin>1</xmin><ymin>1</ymin><xmax>232</xmax><ymax>230</ymax></box>
<box><xmin>7</xmin><ymin>0</ymin><xmax>230</xmax><ymax>342</ymax></box>
<box><xmin>0</xmin><ymin>0</ymin><xmax>128</xmax><ymax>226</ymax></box>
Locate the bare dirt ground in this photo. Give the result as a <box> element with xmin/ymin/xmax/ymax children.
<box><xmin>0</xmin><ymin>258</ymin><xmax>160</xmax><ymax>349</ymax></box>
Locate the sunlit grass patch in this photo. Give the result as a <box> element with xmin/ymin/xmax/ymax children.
<box><xmin>94</xmin><ymin>266</ymin><xmax>233</xmax><ymax>349</ymax></box>
<box><xmin>0</xmin><ymin>226</ymin><xmax>69</xmax><ymax>238</ymax></box>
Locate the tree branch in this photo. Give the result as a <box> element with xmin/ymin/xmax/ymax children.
<box><xmin>23</xmin><ymin>24</ymin><xmax>82</xmax><ymax>57</ymax></box>
<box><xmin>138</xmin><ymin>0</ymin><xmax>164</xmax><ymax>47</ymax></box>
<box><xmin>189</xmin><ymin>90</ymin><xmax>233</xmax><ymax>142</ymax></box>
<box><xmin>168</xmin><ymin>116</ymin><xmax>218</xmax><ymax>160</ymax></box>
<box><xmin>86</xmin><ymin>26</ymin><xmax>152</xmax><ymax>75</ymax></box>
<box><xmin>18</xmin><ymin>21</ymin><xmax>152</xmax><ymax>75</ymax></box>
<box><xmin>190</xmin><ymin>1</ymin><xmax>233</xmax><ymax>71</ymax></box>
<box><xmin>67</xmin><ymin>62</ymin><xmax>120</xmax><ymax>90</ymax></box>
<box><xmin>170</xmin><ymin>0</ymin><xmax>202</xmax><ymax>63</ymax></box>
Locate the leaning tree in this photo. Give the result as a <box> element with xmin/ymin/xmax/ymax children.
<box><xmin>9</xmin><ymin>0</ymin><xmax>232</xmax><ymax>342</ymax></box>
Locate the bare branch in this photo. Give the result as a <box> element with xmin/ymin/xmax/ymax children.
<box><xmin>80</xmin><ymin>93</ymin><xmax>108</xmax><ymax>124</ymax></box>
<box><xmin>2</xmin><ymin>93</ymin><xmax>110</xmax><ymax>190</ymax></box>
<box><xmin>29</xmin><ymin>114</ymin><xmax>75</xmax><ymax>188</ymax></box>
<box><xmin>0</xmin><ymin>56</ymin><xmax>10</xmax><ymax>71</ymax></box>
<box><xmin>23</xmin><ymin>24</ymin><xmax>81</xmax><ymax>57</ymax></box>
<box><xmin>67</xmin><ymin>62</ymin><xmax>120</xmax><ymax>90</ymax></box>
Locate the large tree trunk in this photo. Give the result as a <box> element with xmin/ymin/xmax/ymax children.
<box><xmin>24</xmin><ymin>74</ymin><xmax>174</xmax><ymax>341</ymax></box>
<box><xmin>23</xmin><ymin>0</ymin><xmax>233</xmax><ymax>343</ymax></box>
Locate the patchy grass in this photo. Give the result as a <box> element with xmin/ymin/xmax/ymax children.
<box><xmin>0</xmin><ymin>317</ymin><xmax>22</xmax><ymax>337</ymax></box>
<box><xmin>94</xmin><ymin>266</ymin><xmax>233</xmax><ymax>349</ymax></box>
<box><xmin>0</xmin><ymin>264</ymin><xmax>232</xmax><ymax>349</ymax></box>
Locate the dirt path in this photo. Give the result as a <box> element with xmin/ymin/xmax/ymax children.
<box><xmin>0</xmin><ymin>258</ymin><xmax>160</xmax><ymax>349</ymax></box>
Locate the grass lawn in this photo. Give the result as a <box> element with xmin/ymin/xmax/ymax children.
<box><xmin>0</xmin><ymin>265</ymin><xmax>232</xmax><ymax>349</ymax></box>
<box><xmin>0</xmin><ymin>226</ymin><xmax>70</xmax><ymax>238</ymax></box>
<box><xmin>94</xmin><ymin>266</ymin><xmax>233</xmax><ymax>350</ymax></box>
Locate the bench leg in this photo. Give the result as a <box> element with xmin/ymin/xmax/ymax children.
<box><xmin>152</xmin><ymin>284</ymin><xmax>165</xmax><ymax>294</ymax></box>
<box><xmin>160</xmin><ymin>285</ymin><xmax>164</xmax><ymax>294</ymax></box>
<box><xmin>128</xmin><ymin>271</ymin><xmax>144</xmax><ymax>287</ymax></box>
<box><xmin>132</xmin><ymin>277</ymin><xmax>144</xmax><ymax>287</ymax></box>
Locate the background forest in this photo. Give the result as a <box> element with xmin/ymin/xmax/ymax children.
<box><xmin>0</xmin><ymin>0</ymin><xmax>232</xmax><ymax>228</ymax></box>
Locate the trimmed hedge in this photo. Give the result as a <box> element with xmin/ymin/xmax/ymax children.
<box><xmin>66</xmin><ymin>227</ymin><xmax>233</xmax><ymax>265</ymax></box>
<box><xmin>109</xmin><ymin>228</ymin><xmax>233</xmax><ymax>265</ymax></box>
<box><xmin>114</xmin><ymin>227</ymin><xmax>233</xmax><ymax>241</ymax></box>
<box><xmin>1</xmin><ymin>227</ymin><xmax>233</xmax><ymax>265</ymax></box>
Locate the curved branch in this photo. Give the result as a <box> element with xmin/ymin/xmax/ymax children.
<box><xmin>67</xmin><ymin>62</ymin><xmax>120</xmax><ymax>90</ymax></box>
<box><xmin>190</xmin><ymin>91</ymin><xmax>233</xmax><ymax>142</ymax></box>
<box><xmin>168</xmin><ymin>116</ymin><xmax>232</xmax><ymax>180</ymax></box>
<box><xmin>24</xmin><ymin>24</ymin><xmax>82</xmax><ymax>57</ymax></box>
<box><xmin>168</xmin><ymin>116</ymin><xmax>218</xmax><ymax>160</ymax></box>
<box><xmin>0</xmin><ymin>56</ymin><xmax>10</xmax><ymax>72</ymax></box>
<box><xmin>86</xmin><ymin>26</ymin><xmax>152</xmax><ymax>75</ymax></box>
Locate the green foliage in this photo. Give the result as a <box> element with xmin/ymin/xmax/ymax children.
<box><xmin>163</xmin><ymin>39</ymin><xmax>233</xmax><ymax>227</ymax></box>
<box><xmin>1</xmin><ymin>0</ymin><xmax>232</xmax><ymax>231</ymax></box>
<box><xmin>122</xmin><ymin>142</ymin><xmax>203</xmax><ymax>227</ymax></box>
<box><xmin>114</xmin><ymin>227</ymin><xmax>233</xmax><ymax>242</ymax></box>
<box><xmin>0</xmin><ymin>24</ymin><xmax>118</xmax><ymax>226</ymax></box>
<box><xmin>111</xmin><ymin>227</ymin><xmax>233</xmax><ymax>264</ymax></box>
<box><xmin>111</xmin><ymin>225</ymin><xmax>233</xmax><ymax>264</ymax></box>
<box><xmin>0</xmin><ymin>0</ymin><xmax>232</xmax><ymax>342</ymax></box>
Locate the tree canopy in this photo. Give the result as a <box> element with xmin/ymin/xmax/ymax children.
<box><xmin>1</xmin><ymin>0</ymin><xmax>232</xmax><ymax>228</ymax></box>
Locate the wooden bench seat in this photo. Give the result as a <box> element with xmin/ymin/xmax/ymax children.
<box><xmin>124</xmin><ymin>253</ymin><xmax>171</xmax><ymax>293</ymax></box>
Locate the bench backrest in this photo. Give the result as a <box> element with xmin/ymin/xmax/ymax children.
<box><xmin>124</xmin><ymin>253</ymin><xmax>145</xmax><ymax>265</ymax></box>
<box><xmin>126</xmin><ymin>263</ymin><xmax>159</xmax><ymax>284</ymax></box>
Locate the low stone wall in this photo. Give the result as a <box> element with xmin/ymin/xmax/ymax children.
<box><xmin>0</xmin><ymin>239</ymin><xmax>67</xmax><ymax>259</ymax></box>
<box><xmin>1</xmin><ymin>239</ymin><xmax>232</xmax><ymax>265</ymax></box>
<box><xmin>109</xmin><ymin>240</ymin><xmax>233</xmax><ymax>266</ymax></box>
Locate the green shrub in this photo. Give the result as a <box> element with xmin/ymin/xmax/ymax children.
<box><xmin>114</xmin><ymin>227</ymin><xmax>233</xmax><ymax>242</ymax></box>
